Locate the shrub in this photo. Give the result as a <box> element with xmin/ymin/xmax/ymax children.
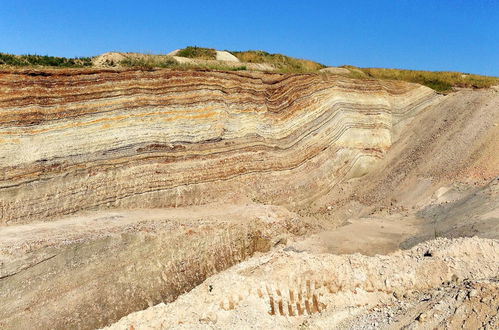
<box><xmin>119</xmin><ymin>56</ymin><xmax>177</xmax><ymax>68</ymax></box>
<box><xmin>176</xmin><ymin>46</ymin><xmax>217</xmax><ymax>60</ymax></box>
<box><xmin>0</xmin><ymin>53</ymin><xmax>92</xmax><ymax>67</ymax></box>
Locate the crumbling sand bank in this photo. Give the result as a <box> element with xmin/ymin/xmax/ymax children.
<box><xmin>105</xmin><ymin>237</ymin><xmax>498</xmax><ymax>329</ymax></box>
<box><xmin>0</xmin><ymin>204</ymin><xmax>309</xmax><ymax>329</ymax></box>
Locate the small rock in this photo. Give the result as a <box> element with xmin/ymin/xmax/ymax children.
<box><xmin>456</xmin><ymin>291</ymin><xmax>467</xmax><ymax>301</ymax></box>
<box><xmin>416</xmin><ymin>312</ymin><xmax>427</xmax><ymax>322</ymax></box>
<box><xmin>468</xmin><ymin>289</ymin><xmax>478</xmax><ymax>298</ymax></box>
<box><xmin>199</xmin><ymin>312</ymin><xmax>217</xmax><ymax>324</ymax></box>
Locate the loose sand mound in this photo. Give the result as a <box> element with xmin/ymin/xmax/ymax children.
<box><xmin>95</xmin><ymin>50</ymin><xmax>275</xmax><ymax>70</ymax></box>
<box><xmin>319</xmin><ymin>67</ymin><xmax>351</xmax><ymax>75</ymax></box>
<box><xmin>92</xmin><ymin>52</ymin><xmax>128</xmax><ymax>66</ymax></box>
<box><xmin>168</xmin><ymin>49</ymin><xmax>240</xmax><ymax>62</ymax></box>
<box><xmin>215</xmin><ymin>50</ymin><xmax>240</xmax><ymax>62</ymax></box>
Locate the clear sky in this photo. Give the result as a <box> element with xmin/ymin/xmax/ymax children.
<box><xmin>1</xmin><ymin>0</ymin><xmax>498</xmax><ymax>76</ymax></box>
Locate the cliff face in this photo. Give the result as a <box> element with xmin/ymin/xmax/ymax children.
<box><xmin>2</xmin><ymin>68</ymin><xmax>498</xmax><ymax>330</ymax></box>
<box><xmin>0</xmin><ymin>69</ymin><xmax>437</xmax><ymax>224</ymax></box>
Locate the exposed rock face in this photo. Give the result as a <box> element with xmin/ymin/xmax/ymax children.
<box><xmin>104</xmin><ymin>237</ymin><xmax>499</xmax><ymax>329</ymax></box>
<box><xmin>0</xmin><ymin>204</ymin><xmax>308</xmax><ymax>329</ymax></box>
<box><xmin>1</xmin><ymin>67</ymin><xmax>498</xmax><ymax>330</ymax></box>
<box><xmin>0</xmin><ymin>69</ymin><xmax>437</xmax><ymax>225</ymax></box>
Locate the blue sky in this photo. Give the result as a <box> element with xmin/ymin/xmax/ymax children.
<box><xmin>1</xmin><ymin>0</ymin><xmax>498</xmax><ymax>75</ymax></box>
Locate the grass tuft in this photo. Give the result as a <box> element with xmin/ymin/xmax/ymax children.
<box><xmin>176</xmin><ymin>46</ymin><xmax>217</xmax><ymax>60</ymax></box>
<box><xmin>341</xmin><ymin>66</ymin><xmax>499</xmax><ymax>93</ymax></box>
<box><xmin>231</xmin><ymin>50</ymin><xmax>325</xmax><ymax>73</ymax></box>
<box><xmin>0</xmin><ymin>53</ymin><xmax>92</xmax><ymax>67</ymax></box>
<box><xmin>119</xmin><ymin>56</ymin><xmax>177</xmax><ymax>68</ymax></box>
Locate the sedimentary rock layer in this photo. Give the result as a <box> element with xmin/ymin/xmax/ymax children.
<box><xmin>0</xmin><ymin>68</ymin><xmax>437</xmax><ymax>224</ymax></box>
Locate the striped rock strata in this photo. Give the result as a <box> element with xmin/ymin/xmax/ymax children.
<box><xmin>0</xmin><ymin>69</ymin><xmax>438</xmax><ymax>224</ymax></box>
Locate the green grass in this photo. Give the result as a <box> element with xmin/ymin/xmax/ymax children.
<box><xmin>231</xmin><ymin>50</ymin><xmax>325</xmax><ymax>73</ymax></box>
<box><xmin>176</xmin><ymin>46</ymin><xmax>217</xmax><ymax>60</ymax></box>
<box><xmin>118</xmin><ymin>55</ymin><xmax>247</xmax><ymax>71</ymax></box>
<box><xmin>197</xmin><ymin>64</ymin><xmax>247</xmax><ymax>71</ymax></box>
<box><xmin>341</xmin><ymin>66</ymin><xmax>499</xmax><ymax>93</ymax></box>
<box><xmin>0</xmin><ymin>53</ymin><xmax>92</xmax><ymax>67</ymax></box>
<box><xmin>119</xmin><ymin>56</ymin><xmax>177</xmax><ymax>68</ymax></box>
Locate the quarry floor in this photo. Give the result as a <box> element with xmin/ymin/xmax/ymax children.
<box><xmin>1</xmin><ymin>177</ymin><xmax>497</xmax><ymax>329</ymax></box>
<box><xmin>99</xmin><ymin>175</ymin><xmax>498</xmax><ymax>329</ymax></box>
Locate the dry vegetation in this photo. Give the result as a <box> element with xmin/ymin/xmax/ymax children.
<box><xmin>119</xmin><ymin>55</ymin><xmax>178</xmax><ymax>68</ymax></box>
<box><xmin>0</xmin><ymin>53</ymin><xmax>92</xmax><ymax>67</ymax></box>
<box><xmin>232</xmin><ymin>50</ymin><xmax>325</xmax><ymax>73</ymax></box>
<box><xmin>342</xmin><ymin>66</ymin><xmax>499</xmax><ymax>93</ymax></box>
<box><xmin>118</xmin><ymin>55</ymin><xmax>246</xmax><ymax>71</ymax></box>
<box><xmin>176</xmin><ymin>46</ymin><xmax>217</xmax><ymax>60</ymax></box>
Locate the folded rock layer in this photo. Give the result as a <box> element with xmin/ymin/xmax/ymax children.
<box><xmin>0</xmin><ymin>69</ymin><xmax>437</xmax><ymax>224</ymax></box>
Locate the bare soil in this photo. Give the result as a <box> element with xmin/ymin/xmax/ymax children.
<box><xmin>104</xmin><ymin>87</ymin><xmax>499</xmax><ymax>329</ymax></box>
<box><xmin>105</xmin><ymin>237</ymin><xmax>499</xmax><ymax>329</ymax></box>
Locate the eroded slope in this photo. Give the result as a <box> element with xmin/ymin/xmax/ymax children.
<box><xmin>105</xmin><ymin>238</ymin><xmax>499</xmax><ymax>329</ymax></box>
<box><xmin>0</xmin><ymin>204</ymin><xmax>309</xmax><ymax>329</ymax></box>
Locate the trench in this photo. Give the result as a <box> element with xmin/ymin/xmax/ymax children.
<box><xmin>0</xmin><ymin>216</ymin><xmax>290</xmax><ymax>329</ymax></box>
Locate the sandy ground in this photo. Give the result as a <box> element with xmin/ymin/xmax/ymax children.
<box><xmin>0</xmin><ymin>202</ymin><xmax>308</xmax><ymax>280</ymax></box>
<box><xmin>168</xmin><ymin>49</ymin><xmax>241</xmax><ymax>62</ymax></box>
<box><xmin>103</xmin><ymin>87</ymin><xmax>499</xmax><ymax>329</ymax></box>
<box><xmin>105</xmin><ymin>237</ymin><xmax>498</xmax><ymax>329</ymax></box>
<box><xmin>319</xmin><ymin>67</ymin><xmax>351</xmax><ymax>75</ymax></box>
<box><xmin>0</xmin><ymin>203</ymin><xmax>313</xmax><ymax>329</ymax></box>
<box><xmin>93</xmin><ymin>50</ymin><xmax>275</xmax><ymax>71</ymax></box>
<box><xmin>289</xmin><ymin>214</ymin><xmax>425</xmax><ymax>256</ymax></box>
